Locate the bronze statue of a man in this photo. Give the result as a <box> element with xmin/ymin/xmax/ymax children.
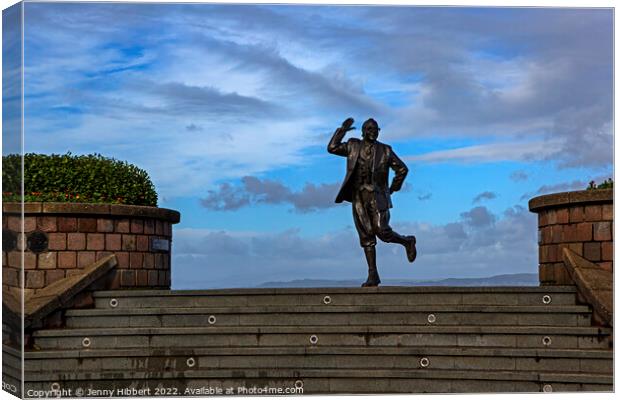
<box><xmin>328</xmin><ymin>117</ymin><xmax>417</xmax><ymax>287</ymax></box>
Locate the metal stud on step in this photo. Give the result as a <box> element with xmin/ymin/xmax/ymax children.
<box><xmin>294</xmin><ymin>380</ymin><xmax>304</xmax><ymax>389</ymax></box>
<box><xmin>109</xmin><ymin>298</ymin><xmax>119</xmax><ymax>308</ymax></box>
<box><xmin>82</xmin><ymin>337</ymin><xmax>91</xmax><ymax>348</ymax></box>
<box><xmin>427</xmin><ymin>314</ymin><xmax>436</xmax><ymax>324</ymax></box>
<box><xmin>323</xmin><ymin>295</ymin><xmax>332</xmax><ymax>305</ymax></box>
<box><xmin>309</xmin><ymin>335</ymin><xmax>319</xmax><ymax>345</ymax></box>
<box><xmin>50</xmin><ymin>383</ymin><xmax>60</xmax><ymax>391</ymax></box>
<box><xmin>542</xmin><ymin>384</ymin><xmax>553</xmax><ymax>393</ymax></box>
<box><xmin>186</xmin><ymin>357</ymin><xmax>196</xmax><ymax>368</ymax></box>
<box><xmin>542</xmin><ymin>336</ymin><xmax>552</xmax><ymax>346</ymax></box>
<box><xmin>208</xmin><ymin>315</ymin><xmax>217</xmax><ymax>325</ymax></box>
<box><xmin>542</xmin><ymin>295</ymin><xmax>552</xmax><ymax>305</ymax></box>
<box><xmin>420</xmin><ymin>357</ymin><xmax>430</xmax><ymax>368</ymax></box>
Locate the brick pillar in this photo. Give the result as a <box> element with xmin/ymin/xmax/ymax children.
<box><xmin>529</xmin><ymin>190</ymin><xmax>613</xmax><ymax>285</ymax></box>
<box><xmin>2</xmin><ymin>202</ymin><xmax>180</xmax><ymax>292</ymax></box>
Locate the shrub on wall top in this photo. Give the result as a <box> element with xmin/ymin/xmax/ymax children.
<box><xmin>587</xmin><ymin>179</ymin><xmax>613</xmax><ymax>190</ymax></box>
<box><xmin>2</xmin><ymin>153</ymin><xmax>158</xmax><ymax>206</ymax></box>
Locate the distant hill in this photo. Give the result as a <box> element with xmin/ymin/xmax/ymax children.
<box><xmin>257</xmin><ymin>273</ymin><xmax>539</xmax><ymax>288</ymax></box>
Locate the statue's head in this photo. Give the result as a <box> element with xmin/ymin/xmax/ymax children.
<box><xmin>362</xmin><ymin>118</ymin><xmax>380</xmax><ymax>142</ymax></box>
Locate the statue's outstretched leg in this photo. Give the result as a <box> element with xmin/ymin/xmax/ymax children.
<box><xmin>361</xmin><ymin>245</ymin><xmax>381</xmax><ymax>287</ymax></box>
<box><xmin>374</xmin><ymin>211</ymin><xmax>417</xmax><ymax>263</ymax></box>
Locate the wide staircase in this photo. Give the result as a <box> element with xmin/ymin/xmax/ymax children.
<box><xmin>8</xmin><ymin>286</ymin><xmax>614</xmax><ymax>394</ymax></box>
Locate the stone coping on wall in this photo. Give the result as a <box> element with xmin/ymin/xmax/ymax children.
<box><xmin>2</xmin><ymin>202</ymin><xmax>180</xmax><ymax>223</ymax></box>
<box><xmin>3</xmin><ymin>255</ymin><xmax>118</xmax><ymax>329</ymax></box>
<box><xmin>562</xmin><ymin>248</ymin><xmax>613</xmax><ymax>327</ymax></box>
<box><xmin>529</xmin><ymin>189</ymin><xmax>613</xmax><ymax>212</ymax></box>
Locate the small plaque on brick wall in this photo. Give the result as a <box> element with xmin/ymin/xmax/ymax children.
<box><xmin>150</xmin><ymin>237</ymin><xmax>170</xmax><ymax>252</ymax></box>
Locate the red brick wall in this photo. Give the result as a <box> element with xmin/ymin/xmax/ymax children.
<box><xmin>2</xmin><ymin>203</ymin><xmax>179</xmax><ymax>293</ymax></box>
<box><xmin>530</xmin><ymin>190</ymin><xmax>613</xmax><ymax>286</ymax></box>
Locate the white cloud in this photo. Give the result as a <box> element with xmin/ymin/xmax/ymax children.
<box><xmin>405</xmin><ymin>140</ymin><xmax>561</xmax><ymax>164</ymax></box>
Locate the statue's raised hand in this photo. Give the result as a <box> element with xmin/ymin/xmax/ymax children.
<box><xmin>341</xmin><ymin>117</ymin><xmax>355</xmax><ymax>132</ymax></box>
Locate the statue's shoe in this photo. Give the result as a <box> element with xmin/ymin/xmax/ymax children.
<box><xmin>361</xmin><ymin>275</ymin><xmax>381</xmax><ymax>287</ymax></box>
<box><xmin>406</xmin><ymin>235</ymin><xmax>417</xmax><ymax>263</ymax></box>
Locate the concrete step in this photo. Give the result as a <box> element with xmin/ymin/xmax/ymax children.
<box><xmin>2</xmin><ymin>349</ymin><xmax>23</xmax><ymax>397</ymax></box>
<box><xmin>32</xmin><ymin>325</ymin><xmax>612</xmax><ymax>350</ymax></box>
<box><xmin>20</xmin><ymin>369</ymin><xmax>613</xmax><ymax>394</ymax></box>
<box><xmin>92</xmin><ymin>286</ymin><xmax>579</xmax><ymax>308</ymax></box>
<box><xmin>18</xmin><ymin>285</ymin><xmax>613</xmax><ymax>394</ymax></box>
<box><xmin>2</xmin><ymin>363</ymin><xmax>21</xmax><ymax>381</ymax></box>
<box><xmin>64</xmin><ymin>305</ymin><xmax>593</xmax><ymax>328</ymax></box>
<box><xmin>2</xmin><ymin>345</ymin><xmax>22</xmax><ymax>380</ymax></box>
<box><xmin>19</xmin><ymin>346</ymin><xmax>612</xmax><ymax>375</ymax></box>
<box><xmin>1</xmin><ymin>373</ymin><xmax>21</xmax><ymax>399</ymax></box>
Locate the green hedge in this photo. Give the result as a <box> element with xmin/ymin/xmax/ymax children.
<box><xmin>587</xmin><ymin>179</ymin><xmax>613</xmax><ymax>190</ymax></box>
<box><xmin>2</xmin><ymin>153</ymin><xmax>158</xmax><ymax>206</ymax></box>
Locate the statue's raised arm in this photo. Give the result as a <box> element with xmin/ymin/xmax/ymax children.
<box><xmin>327</xmin><ymin>117</ymin><xmax>355</xmax><ymax>157</ymax></box>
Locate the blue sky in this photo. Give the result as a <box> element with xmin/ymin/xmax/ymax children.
<box><xmin>3</xmin><ymin>2</ymin><xmax>613</xmax><ymax>288</ymax></box>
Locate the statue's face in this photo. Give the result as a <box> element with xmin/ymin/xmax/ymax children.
<box><xmin>362</xmin><ymin>122</ymin><xmax>379</xmax><ymax>142</ymax></box>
